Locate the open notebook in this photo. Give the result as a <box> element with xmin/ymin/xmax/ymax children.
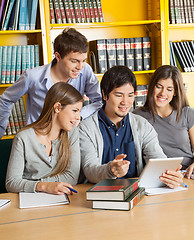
<box><xmin>19</xmin><ymin>192</ymin><xmax>69</xmax><ymax>209</ymax></box>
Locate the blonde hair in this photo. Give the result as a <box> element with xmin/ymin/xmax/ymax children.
<box><xmin>21</xmin><ymin>82</ymin><xmax>83</xmax><ymax>177</ymax></box>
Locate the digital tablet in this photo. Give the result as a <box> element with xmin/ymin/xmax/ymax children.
<box><xmin>139</xmin><ymin>157</ymin><xmax>183</xmax><ymax>188</ymax></box>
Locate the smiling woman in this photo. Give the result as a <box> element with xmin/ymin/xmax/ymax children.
<box><xmin>133</xmin><ymin>65</ymin><xmax>194</xmax><ymax>177</ymax></box>
<box><xmin>6</xmin><ymin>82</ymin><xmax>83</xmax><ymax>195</ymax></box>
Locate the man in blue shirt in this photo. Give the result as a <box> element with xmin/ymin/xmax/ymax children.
<box><xmin>0</xmin><ymin>28</ymin><xmax>102</xmax><ymax>139</ymax></box>
<box><xmin>79</xmin><ymin>66</ymin><xmax>183</xmax><ymax>188</ymax></box>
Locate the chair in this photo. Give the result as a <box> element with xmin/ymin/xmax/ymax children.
<box><xmin>0</xmin><ymin>139</ymin><xmax>13</xmax><ymax>193</ymax></box>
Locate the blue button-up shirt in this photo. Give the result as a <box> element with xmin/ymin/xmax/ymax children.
<box><xmin>98</xmin><ymin>108</ymin><xmax>136</xmax><ymax>178</ymax></box>
<box><xmin>0</xmin><ymin>60</ymin><xmax>102</xmax><ymax>138</ymax></box>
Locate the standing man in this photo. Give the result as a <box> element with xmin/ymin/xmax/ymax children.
<box><xmin>0</xmin><ymin>28</ymin><xmax>102</xmax><ymax>138</ymax></box>
<box><xmin>79</xmin><ymin>65</ymin><xmax>183</xmax><ymax>188</ymax></box>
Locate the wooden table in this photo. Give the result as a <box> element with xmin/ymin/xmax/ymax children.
<box><xmin>0</xmin><ymin>180</ymin><xmax>194</xmax><ymax>240</ymax></box>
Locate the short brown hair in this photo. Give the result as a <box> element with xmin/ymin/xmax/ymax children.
<box><xmin>54</xmin><ymin>28</ymin><xmax>88</xmax><ymax>58</ymax></box>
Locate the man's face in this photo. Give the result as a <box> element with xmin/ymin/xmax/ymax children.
<box><xmin>56</xmin><ymin>51</ymin><xmax>87</xmax><ymax>80</ymax></box>
<box><xmin>103</xmin><ymin>83</ymin><xmax>135</xmax><ymax>123</ymax></box>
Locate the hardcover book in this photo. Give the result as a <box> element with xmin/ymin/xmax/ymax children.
<box><xmin>86</xmin><ymin>178</ymin><xmax>139</xmax><ymax>201</ymax></box>
<box><xmin>92</xmin><ymin>187</ymin><xmax>145</xmax><ymax>211</ymax></box>
<box><xmin>133</xmin><ymin>37</ymin><xmax>143</xmax><ymax>71</ymax></box>
<box><xmin>106</xmin><ymin>38</ymin><xmax>117</xmax><ymax>69</ymax></box>
<box><xmin>142</xmin><ymin>36</ymin><xmax>151</xmax><ymax>70</ymax></box>
<box><xmin>124</xmin><ymin>38</ymin><xmax>134</xmax><ymax>71</ymax></box>
<box><xmin>116</xmin><ymin>38</ymin><xmax>125</xmax><ymax>66</ymax></box>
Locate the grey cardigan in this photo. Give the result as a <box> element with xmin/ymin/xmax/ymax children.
<box><xmin>6</xmin><ymin>127</ymin><xmax>80</xmax><ymax>193</ymax></box>
<box><xmin>79</xmin><ymin>111</ymin><xmax>166</xmax><ymax>183</ymax></box>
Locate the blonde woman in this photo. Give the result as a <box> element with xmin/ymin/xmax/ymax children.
<box><xmin>6</xmin><ymin>82</ymin><xmax>83</xmax><ymax>194</ymax></box>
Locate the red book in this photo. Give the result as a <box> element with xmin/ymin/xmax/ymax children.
<box><xmin>82</xmin><ymin>0</ymin><xmax>90</xmax><ymax>23</ymax></box>
<box><xmin>96</xmin><ymin>0</ymin><xmax>104</xmax><ymax>22</ymax></box>
<box><xmin>86</xmin><ymin>178</ymin><xmax>139</xmax><ymax>201</ymax></box>
<box><xmin>68</xmin><ymin>0</ymin><xmax>76</xmax><ymax>23</ymax></box>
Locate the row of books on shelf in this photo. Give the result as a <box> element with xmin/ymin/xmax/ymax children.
<box><xmin>49</xmin><ymin>0</ymin><xmax>104</xmax><ymax>24</ymax></box>
<box><xmin>4</xmin><ymin>97</ymin><xmax>26</xmax><ymax>136</ymax></box>
<box><xmin>86</xmin><ymin>178</ymin><xmax>145</xmax><ymax>211</ymax></box>
<box><xmin>169</xmin><ymin>40</ymin><xmax>194</xmax><ymax>72</ymax></box>
<box><xmin>89</xmin><ymin>37</ymin><xmax>151</xmax><ymax>74</ymax></box>
<box><xmin>0</xmin><ymin>44</ymin><xmax>39</xmax><ymax>84</ymax></box>
<box><xmin>0</xmin><ymin>0</ymin><xmax>39</xmax><ymax>31</ymax></box>
<box><xmin>169</xmin><ymin>0</ymin><xmax>194</xmax><ymax>24</ymax></box>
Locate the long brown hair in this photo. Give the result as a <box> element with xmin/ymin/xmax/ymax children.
<box><xmin>22</xmin><ymin>82</ymin><xmax>83</xmax><ymax>177</ymax></box>
<box><xmin>143</xmin><ymin>65</ymin><xmax>189</xmax><ymax>121</ymax></box>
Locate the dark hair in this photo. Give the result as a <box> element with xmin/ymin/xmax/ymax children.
<box><xmin>144</xmin><ymin>65</ymin><xmax>189</xmax><ymax>121</ymax></box>
<box><xmin>22</xmin><ymin>82</ymin><xmax>83</xmax><ymax>177</ymax></box>
<box><xmin>100</xmin><ymin>66</ymin><xmax>137</xmax><ymax>102</ymax></box>
<box><xmin>53</xmin><ymin>28</ymin><xmax>88</xmax><ymax>58</ymax></box>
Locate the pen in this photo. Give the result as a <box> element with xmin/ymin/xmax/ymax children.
<box><xmin>181</xmin><ymin>182</ymin><xmax>187</xmax><ymax>188</ymax></box>
<box><xmin>68</xmin><ymin>187</ymin><xmax>78</xmax><ymax>193</ymax></box>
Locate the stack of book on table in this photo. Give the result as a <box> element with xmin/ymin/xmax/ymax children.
<box><xmin>86</xmin><ymin>178</ymin><xmax>145</xmax><ymax>211</ymax></box>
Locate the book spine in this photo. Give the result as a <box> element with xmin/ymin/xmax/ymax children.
<box><xmin>174</xmin><ymin>0</ymin><xmax>181</xmax><ymax>23</ymax></box>
<box><xmin>181</xmin><ymin>41</ymin><xmax>194</xmax><ymax>71</ymax></box>
<box><xmin>68</xmin><ymin>0</ymin><xmax>76</xmax><ymax>23</ymax></box>
<box><xmin>16</xmin><ymin>45</ymin><xmax>22</xmax><ymax>81</ymax></box>
<box><xmin>49</xmin><ymin>0</ymin><xmax>56</xmax><ymax>24</ymax></box>
<box><xmin>0</xmin><ymin>0</ymin><xmax>10</xmax><ymax>31</ymax></box>
<box><xmin>1</xmin><ymin>46</ymin><xmax>7</xmax><ymax>84</ymax></box>
<box><xmin>13</xmin><ymin>0</ymin><xmax>21</xmax><ymax>30</ymax></box>
<box><xmin>97</xmin><ymin>39</ymin><xmax>108</xmax><ymax>73</ymax></box>
<box><xmin>106</xmin><ymin>38</ymin><xmax>117</xmax><ymax>69</ymax></box>
<box><xmin>129</xmin><ymin>188</ymin><xmax>145</xmax><ymax>209</ymax></box>
<box><xmin>21</xmin><ymin>45</ymin><xmax>27</xmax><ymax>73</ymax></box>
<box><xmin>169</xmin><ymin>41</ymin><xmax>177</xmax><ymax>67</ymax></box>
<box><xmin>142</xmin><ymin>37</ymin><xmax>151</xmax><ymax>70</ymax></box>
<box><xmin>5</xmin><ymin>46</ymin><xmax>12</xmax><ymax>84</ymax></box>
<box><xmin>19</xmin><ymin>97</ymin><xmax>26</xmax><ymax>126</ymax></box>
<box><xmin>173</xmin><ymin>41</ymin><xmax>188</xmax><ymax>72</ymax></box>
<box><xmin>6</xmin><ymin>119</ymin><xmax>12</xmax><ymax>136</ymax></box>
<box><xmin>34</xmin><ymin>45</ymin><xmax>39</xmax><ymax>67</ymax></box>
<box><xmin>2</xmin><ymin>0</ymin><xmax>16</xmax><ymax>30</ymax></box>
<box><xmin>77</xmin><ymin>0</ymin><xmax>85</xmax><ymax>23</ymax></box>
<box><xmin>124</xmin><ymin>180</ymin><xmax>139</xmax><ymax>200</ymax></box>
<box><xmin>0</xmin><ymin>0</ymin><xmax>6</xmax><ymax>24</ymax></box>
<box><xmin>63</xmin><ymin>0</ymin><xmax>72</xmax><ymax>23</ymax></box>
<box><xmin>185</xmin><ymin>41</ymin><xmax>194</xmax><ymax>69</ymax></box>
<box><xmin>58</xmin><ymin>0</ymin><xmax>67</xmax><ymax>23</ymax></box>
<box><xmin>73</xmin><ymin>0</ymin><xmax>81</xmax><ymax>23</ymax></box>
<box><xmin>183</xmin><ymin>0</ymin><xmax>189</xmax><ymax>23</ymax></box>
<box><xmin>12</xmin><ymin>104</ymin><xmax>20</xmax><ymax>132</ymax></box>
<box><xmin>9</xmin><ymin>111</ymin><xmax>16</xmax><ymax>135</ymax></box>
<box><xmin>15</xmin><ymin>100</ymin><xmax>24</xmax><ymax>128</ymax></box>
<box><xmin>8</xmin><ymin>1</ymin><xmax>16</xmax><ymax>30</ymax></box>
<box><xmin>169</xmin><ymin>0</ymin><xmax>176</xmax><ymax>24</ymax></box>
<box><xmin>18</xmin><ymin>0</ymin><xmax>27</xmax><ymax>30</ymax></box>
<box><xmin>115</xmin><ymin>38</ymin><xmax>125</xmax><ymax>66</ymax></box>
<box><xmin>82</xmin><ymin>0</ymin><xmax>90</xmax><ymax>23</ymax></box>
<box><xmin>0</xmin><ymin>46</ymin><xmax>2</xmax><ymax>82</ymax></box>
<box><xmin>124</xmin><ymin>38</ymin><xmax>135</xmax><ymax>71</ymax></box>
<box><xmin>26</xmin><ymin>45</ymin><xmax>31</xmax><ymax>70</ymax></box>
<box><xmin>53</xmin><ymin>0</ymin><xmax>62</xmax><ymax>23</ymax></box>
<box><xmin>191</xmin><ymin>0</ymin><xmax>194</xmax><ymax>23</ymax></box>
<box><xmin>179</xmin><ymin>0</ymin><xmax>185</xmax><ymax>23</ymax></box>
<box><xmin>92</xmin><ymin>0</ymin><xmax>99</xmax><ymax>22</ymax></box>
<box><xmin>30</xmin><ymin>0</ymin><xmax>39</xmax><ymax>29</ymax></box>
<box><xmin>133</xmin><ymin>37</ymin><xmax>143</xmax><ymax>71</ymax></box>
<box><xmin>134</xmin><ymin>85</ymin><xmax>148</xmax><ymax>109</ymax></box>
<box><xmin>177</xmin><ymin>41</ymin><xmax>191</xmax><ymax>71</ymax></box>
<box><xmin>186</xmin><ymin>0</ymin><xmax>193</xmax><ymax>23</ymax></box>
<box><xmin>30</xmin><ymin>45</ymin><xmax>35</xmax><ymax>69</ymax></box>
<box><xmin>96</xmin><ymin>0</ymin><xmax>104</xmax><ymax>22</ymax></box>
<box><xmin>87</xmin><ymin>0</ymin><xmax>95</xmax><ymax>23</ymax></box>
<box><xmin>10</xmin><ymin>45</ymin><xmax>17</xmax><ymax>83</ymax></box>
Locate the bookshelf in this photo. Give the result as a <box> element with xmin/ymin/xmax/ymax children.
<box><xmin>0</xmin><ymin>0</ymin><xmax>47</xmax><ymax>140</ymax></box>
<box><xmin>168</xmin><ymin>13</ymin><xmax>194</xmax><ymax>107</ymax></box>
<box><xmin>44</xmin><ymin>0</ymin><xmax>168</xmax><ymax>86</ymax></box>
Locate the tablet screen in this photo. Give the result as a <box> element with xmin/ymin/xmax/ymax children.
<box><xmin>139</xmin><ymin>157</ymin><xmax>183</xmax><ymax>188</ymax></box>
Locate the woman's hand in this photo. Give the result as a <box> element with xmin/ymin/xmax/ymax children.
<box><xmin>183</xmin><ymin>162</ymin><xmax>194</xmax><ymax>179</ymax></box>
<box><xmin>36</xmin><ymin>182</ymin><xmax>73</xmax><ymax>195</ymax></box>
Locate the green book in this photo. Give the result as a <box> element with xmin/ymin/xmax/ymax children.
<box><xmin>86</xmin><ymin>178</ymin><xmax>139</xmax><ymax>201</ymax></box>
<box><xmin>92</xmin><ymin>187</ymin><xmax>145</xmax><ymax>211</ymax></box>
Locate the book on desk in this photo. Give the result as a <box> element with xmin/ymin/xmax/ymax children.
<box><xmin>86</xmin><ymin>178</ymin><xmax>145</xmax><ymax>211</ymax></box>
